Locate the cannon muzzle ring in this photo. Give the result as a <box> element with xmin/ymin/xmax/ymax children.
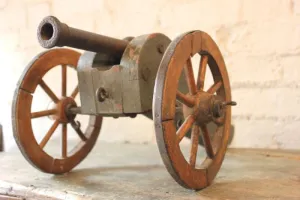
<box><xmin>37</xmin><ymin>16</ymin><xmax>67</xmax><ymax>48</ymax></box>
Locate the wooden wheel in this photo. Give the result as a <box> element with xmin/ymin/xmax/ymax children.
<box><xmin>153</xmin><ymin>31</ymin><xmax>236</xmax><ymax>189</ymax></box>
<box><xmin>12</xmin><ymin>48</ymin><xmax>102</xmax><ymax>174</ymax></box>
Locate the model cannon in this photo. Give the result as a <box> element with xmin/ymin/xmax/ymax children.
<box><xmin>12</xmin><ymin>16</ymin><xmax>236</xmax><ymax>190</ymax></box>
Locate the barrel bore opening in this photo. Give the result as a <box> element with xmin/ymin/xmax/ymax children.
<box><xmin>41</xmin><ymin>23</ymin><xmax>54</xmax><ymax>40</ymax></box>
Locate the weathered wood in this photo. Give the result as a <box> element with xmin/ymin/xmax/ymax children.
<box><xmin>153</xmin><ymin>31</ymin><xmax>236</xmax><ymax>189</ymax></box>
<box><xmin>12</xmin><ymin>49</ymin><xmax>103</xmax><ymax>174</ymax></box>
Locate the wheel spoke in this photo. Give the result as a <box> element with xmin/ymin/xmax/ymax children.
<box><xmin>39</xmin><ymin>79</ymin><xmax>59</xmax><ymax>103</ymax></box>
<box><xmin>177</xmin><ymin>115</ymin><xmax>195</xmax><ymax>142</ymax></box>
<box><xmin>197</xmin><ymin>55</ymin><xmax>208</xmax><ymax>90</ymax></box>
<box><xmin>40</xmin><ymin>120</ymin><xmax>60</xmax><ymax>149</ymax></box>
<box><xmin>184</xmin><ymin>58</ymin><xmax>197</xmax><ymax>95</ymax></box>
<box><xmin>207</xmin><ymin>80</ymin><xmax>222</xmax><ymax>94</ymax></box>
<box><xmin>212</xmin><ymin>126</ymin><xmax>223</xmax><ymax>153</ymax></box>
<box><xmin>31</xmin><ymin>109</ymin><xmax>56</xmax><ymax>119</ymax></box>
<box><xmin>200</xmin><ymin>125</ymin><xmax>214</xmax><ymax>158</ymax></box>
<box><xmin>176</xmin><ymin>91</ymin><xmax>195</xmax><ymax>107</ymax></box>
<box><xmin>189</xmin><ymin>125</ymin><xmax>200</xmax><ymax>168</ymax></box>
<box><xmin>70</xmin><ymin>85</ymin><xmax>79</xmax><ymax>99</ymax></box>
<box><xmin>62</xmin><ymin>65</ymin><xmax>67</xmax><ymax>97</ymax></box>
<box><xmin>62</xmin><ymin>124</ymin><xmax>67</xmax><ymax>158</ymax></box>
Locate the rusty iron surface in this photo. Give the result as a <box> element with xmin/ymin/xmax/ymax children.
<box><xmin>37</xmin><ymin>16</ymin><xmax>128</xmax><ymax>64</ymax></box>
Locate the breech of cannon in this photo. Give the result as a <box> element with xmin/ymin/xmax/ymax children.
<box><xmin>37</xmin><ymin>16</ymin><xmax>129</xmax><ymax>64</ymax></box>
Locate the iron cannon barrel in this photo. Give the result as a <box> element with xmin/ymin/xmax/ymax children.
<box><xmin>37</xmin><ymin>16</ymin><xmax>129</xmax><ymax>63</ymax></box>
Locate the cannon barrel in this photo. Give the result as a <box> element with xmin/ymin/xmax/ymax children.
<box><xmin>37</xmin><ymin>16</ymin><xmax>129</xmax><ymax>64</ymax></box>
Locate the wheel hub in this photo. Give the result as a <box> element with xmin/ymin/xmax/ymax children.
<box><xmin>193</xmin><ymin>92</ymin><xmax>220</xmax><ymax>124</ymax></box>
<box><xmin>53</xmin><ymin>97</ymin><xmax>77</xmax><ymax>123</ymax></box>
<box><xmin>182</xmin><ymin>91</ymin><xmax>236</xmax><ymax>125</ymax></box>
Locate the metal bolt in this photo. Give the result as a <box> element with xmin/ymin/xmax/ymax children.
<box><xmin>96</xmin><ymin>87</ymin><xmax>109</xmax><ymax>102</ymax></box>
<box><xmin>213</xmin><ymin>101</ymin><xmax>237</xmax><ymax>118</ymax></box>
<box><xmin>222</xmin><ymin>101</ymin><xmax>237</xmax><ymax>107</ymax></box>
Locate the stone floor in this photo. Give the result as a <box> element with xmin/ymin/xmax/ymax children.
<box><xmin>0</xmin><ymin>140</ymin><xmax>300</xmax><ymax>200</ymax></box>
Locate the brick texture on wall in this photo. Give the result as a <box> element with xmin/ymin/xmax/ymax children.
<box><xmin>0</xmin><ymin>0</ymin><xmax>299</xmax><ymax>150</ymax></box>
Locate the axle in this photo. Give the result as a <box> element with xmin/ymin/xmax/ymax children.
<box><xmin>67</xmin><ymin>106</ymin><xmax>142</xmax><ymax>119</ymax></box>
<box><xmin>37</xmin><ymin>16</ymin><xmax>129</xmax><ymax>64</ymax></box>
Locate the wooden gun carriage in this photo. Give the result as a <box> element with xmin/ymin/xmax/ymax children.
<box><xmin>12</xmin><ymin>16</ymin><xmax>236</xmax><ymax>190</ymax></box>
